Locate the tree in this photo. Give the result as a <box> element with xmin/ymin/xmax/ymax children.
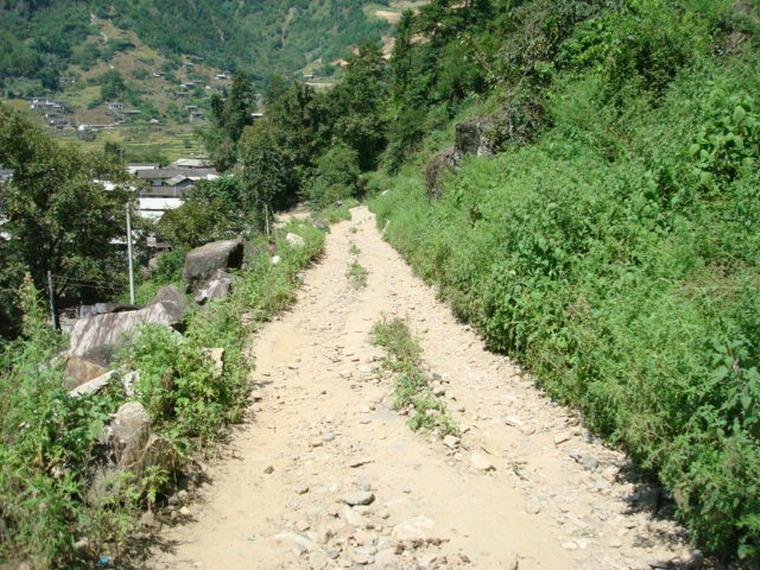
<box><xmin>239</xmin><ymin>121</ymin><xmax>288</xmax><ymax>233</ymax></box>
<box><xmin>204</xmin><ymin>72</ymin><xmax>257</xmax><ymax>170</ymax></box>
<box><xmin>305</xmin><ymin>144</ymin><xmax>362</xmax><ymax>208</ymax></box>
<box><xmin>224</xmin><ymin>71</ymin><xmax>257</xmax><ymax>142</ymax></box>
<box><xmin>100</xmin><ymin>69</ymin><xmax>126</xmax><ymax>101</ymax></box>
<box><xmin>0</xmin><ymin>106</ymin><xmax>132</xmax><ymax>327</ymax></box>
<box><xmin>157</xmin><ymin>176</ymin><xmax>246</xmax><ymax>249</ymax></box>
<box><xmin>328</xmin><ymin>43</ymin><xmax>388</xmax><ymax>170</ymax></box>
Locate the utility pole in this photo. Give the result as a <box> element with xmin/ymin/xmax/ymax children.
<box><xmin>126</xmin><ymin>203</ymin><xmax>135</xmax><ymax>304</ymax></box>
<box><xmin>46</xmin><ymin>270</ymin><xmax>60</xmax><ymax>330</ymax></box>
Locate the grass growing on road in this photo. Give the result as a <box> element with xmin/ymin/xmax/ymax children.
<box><xmin>346</xmin><ymin>261</ymin><xmax>368</xmax><ymax>289</ymax></box>
<box><xmin>346</xmin><ymin>239</ymin><xmax>368</xmax><ymax>289</ymax></box>
<box><xmin>372</xmin><ymin>317</ymin><xmax>458</xmax><ymax>436</ymax></box>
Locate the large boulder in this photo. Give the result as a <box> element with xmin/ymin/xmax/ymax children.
<box><xmin>195</xmin><ymin>270</ymin><xmax>237</xmax><ymax>305</ymax></box>
<box><xmin>285</xmin><ymin>232</ymin><xmax>305</xmax><ymax>247</ymax></box>
<box><xmin>182</xmin><ymin>238</ymin><xmax>244</xmax><ymax>290</ymax></box>
<box><xmin>79</xmin><ymin>303</ymin><xmax>138</xmax><ymax>319</ymax></box>
<box><xmin>64</xmin><ymin>355</ymin><xmax>107</xmax><ymax>389</ymax></box>
<box><xmin>454</xmin><ymin>103</ymin><xmax>544</xmax><ymax>159</ymax></box>
<box><xmin>67</xmin><ymin>286</ymin><xmax>186</xmax><ymax>371</ymax></box>
<box><xmin>152</xmin><ymin>285</ymin><xmax>186</xmax><ymax>323</ymax></box>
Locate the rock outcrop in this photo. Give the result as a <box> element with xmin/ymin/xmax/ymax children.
<box><xmin>424</xmin><ymin>148</ymin><xmax>460</xmax><ymax>199</ymax></box>
<box><xmin>66</xmin><ymin>286</ymin><xmax>186</xmax><ymax>385</ymax></box>
<box><xmin>182</xmin><ymin>238</ymin><xmax>244</xmax><ymax>290</ymax></box>
<box><xmin>195</xmin><ymin>270</ymin><xmax>237</xmax><ymax>305</ymax></box>
<box><xmin>454</xmin><ymin>117</ymin><xmax>499</xmax><ymax>158</ymax></box>
<box><xmin>105</xmin><ymin>401</ymin><xmax>151</xmax><ymax>468</ymax></box>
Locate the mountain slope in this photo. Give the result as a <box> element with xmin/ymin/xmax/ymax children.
<box><xmin>0</xmin><ymin>0</ymin><xmax>392</xmax><ymax>92</ymax></box>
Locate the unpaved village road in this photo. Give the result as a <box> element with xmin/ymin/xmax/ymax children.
<box><xmin>150</xmin><ymin>206</ymin><xmax>692</xmax><ymax>570</ymax></box>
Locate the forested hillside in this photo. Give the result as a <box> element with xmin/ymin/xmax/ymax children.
<box><xmin>0</xmin><ymin>0</ymin><xmax>391</xmax><ymax>91</ymax></box>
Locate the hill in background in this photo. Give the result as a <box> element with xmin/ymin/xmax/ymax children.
<box><xmin>0</xmin><ymin>0</ymin><xmax>410</xmax><ymax>161</ymax></box>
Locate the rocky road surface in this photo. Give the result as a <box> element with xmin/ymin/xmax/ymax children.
<box><xmin>150</xmin><ymin>206</ymin><xmax>695</xmax><ymax>570</ymax></box>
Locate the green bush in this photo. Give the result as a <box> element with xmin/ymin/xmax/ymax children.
<box><xmin>305</xmin><ymin>143</ymin><xmax>364</xmax><ymax>208</ymax></box>
<box><xmin>371</xmin><ymin>50</ymin><xmax>759</xmax><ymax>561</ymax></box>
<box><xmin>0</xmin><ymin>218</ymin><xmax>328</xmax><ymax>567</ymax></box>
<box><xmin>0</xmin><ymin>278</ymin><xmax>126</xmax><ymax>567</ymax></box>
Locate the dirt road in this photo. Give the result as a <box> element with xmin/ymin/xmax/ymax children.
<box><xmin>150</xmin><ymin>206</ymin><xmax>692</xmax><ymax>569</ymax></box>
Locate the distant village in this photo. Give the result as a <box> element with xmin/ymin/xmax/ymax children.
<box><xmin>23</xmin><ymin>68</ymin><xmax>332</xmax><ymax>140</ymax></box>
<box><xmin>1</xmin><ymin>156</ymin><xmax>225</xmax><ymax>244</ymax></box>
<box><xmin>28</xmin><ymin>95</ymin><xmax>207</xmax><ymax>139</ymax></box>
<box><xmin>128</xmin><ymin>158</ymin><xmax>221</xmax><ymax>221</ymax></box>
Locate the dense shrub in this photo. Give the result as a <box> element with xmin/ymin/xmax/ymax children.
<box><xmin>304</xmin><ymin>144</ymin><xmax>364</xmax><ymax>208</ymax></box>
<box><xmin>0</xmin><ymin>220</ymin><xmax>326</xmax><ymax>567</ymax></box>
<box><xmin>371</xmin><ymin>49</ymin><xmax>760</xmax><ymax>562</ymax></box>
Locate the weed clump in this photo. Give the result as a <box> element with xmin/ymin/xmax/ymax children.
<box><xmin>372</xmin><ymin>317</ymin><xmax>458</xmax><ymax>436</ymax></box>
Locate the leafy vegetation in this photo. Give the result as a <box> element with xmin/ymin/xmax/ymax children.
<box><xmin>364</xmin><ymin>0</ymin><xmax>759</xmax><ymax>561</ymax></box>
<box><xmin>0</xmin><ymin>219</ymin><xmax>326</xmax><ymax>567</ymax></box>
<box><xmin>372</xmin><ymin>317</ymin><xmax>458</xmax><ymax>435</ymax></box>
<box><xmin>346</xmin><ymin>260</ymin><xmax>369</xmax><ymax>289</ymax></box>
<box><xmin>0</xmin><ymin>105</ymin><xmax>133</xmax><ymax>336</ymax></box>
<box><xmin>1</xmin><ymin>0</ymin><xmax>758</xmax><ymax>564</ymax></box>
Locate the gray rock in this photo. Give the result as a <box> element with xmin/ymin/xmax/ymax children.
<box><xmin>195</xmin><ymin>270</ymin><xmax>237</xmax><ymax>305</ymax></box>
<box><xmin>152</xmin><ymin>285</ymin><xmax>186</xmax><ymax>323</ymax></box>
<box><xmin>455</xmin><ymin>116</ymin><xmax>498</xmax><ymax>157</ymax></box>
<box><xmin>201</xmin><ymin>347</ymin><xmax>225</xmax><ymax>379</ymax></box>
<box><xmin>285</xmin><ymin>232</ymin><xmax>305</xmax><ymax>247</ymax></box>
<box><xmin>582</xmin><ymin>455</ymin><xmax>599</xmax><ymax>472</ymax></box>
<box><xmin>313</xmin><ymin>218</ymin><xmax>328</xmax><ymax>231</ymax></box>
<box><xmin>79</xmin><ymin>302</ymin><xmax>138</xmax><ymax>319</ymax></box>
<box><xmin>106</xmin><ymin>402</ymin><xmax>151</xmax><ymax>468</ymax></box>
<box><xmin>343</xmin><ymin>491</ymin><xmax>375</xmax><ymax>506</ymax></box>
<box><xmin>182</xmin><ymin>238</ymin><xmax>244</xmax><ymax>290</ymax></box>
<box><xmin>67</xmin><ymin>287</ymin><xmax>186</xmax><ymax>374</ymax></box>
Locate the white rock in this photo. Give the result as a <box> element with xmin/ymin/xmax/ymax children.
<box><xmin>392</xmin><ymin>516</ymin><xmax>435</xmax><ymax>543</ymax></box>
<box><xmin>443</xmin><ymin>435</ymin><xmax>460</xmax><ymax>449</ymax></box>
<box><xmin>285</xmin><ymin>233</ymin><xmax>305</xmax><ymax>247</ymax></box>
<box><xmin>343</xmin><ymin>491</ymin><xmax>375</xmax><ymax>506</ymax></box>
<box><xmin>470</xmin><ymin>453</ymin><xmax>496</xmax><ymax>472</ymax></box>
